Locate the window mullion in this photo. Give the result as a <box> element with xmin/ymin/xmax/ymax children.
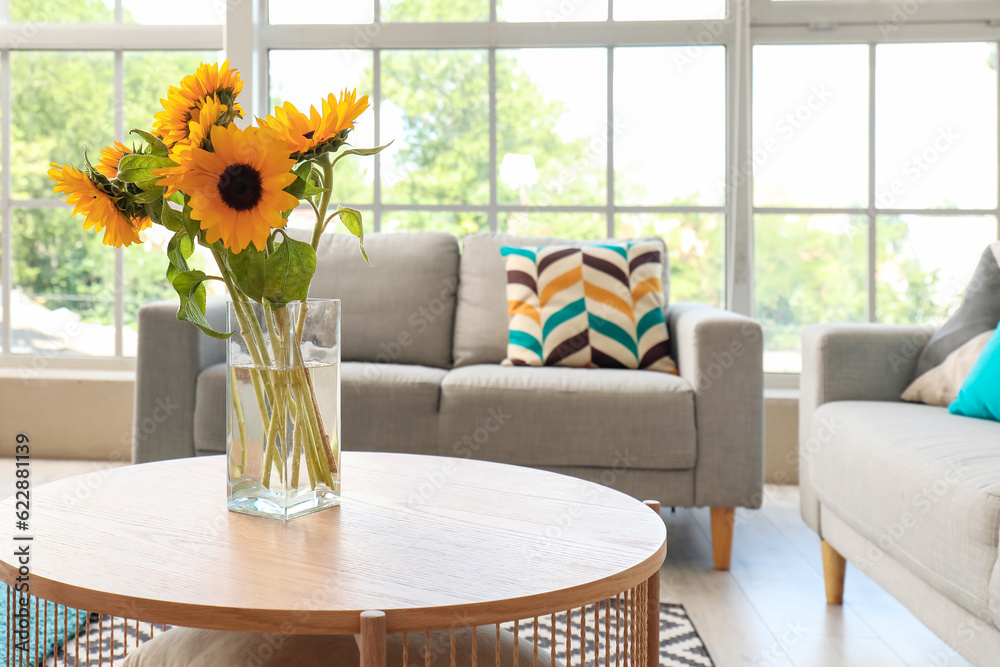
<box><xmin>373</xmin><ymin>49</ymin><xmax>382</xmax><ymax>233</ymax></box>
<box><xmin>115</xmin><ymin>49</ymin><xmax>124</xmax><ymax>357</ymax></box>
<box><xmin>606</xmin><ymin>47</ymin><xmax>614</xmax><ymax>239</ymax></box>
<box><xmin>728</xmin><ymin>0</ymin><xmax>753</xmax><ymax>316</ymax></box>
<box><xmin>1</xmin><ymin>50</ymin><xmax>10</xmax><ymax>356</ymax></box>
<box><xmin>867</xmin><ymin>43</ymin><xmax>876</xmax><ymax>324</ymax></box>
<box><xmin>489</xmin><ymin>48</ymin><xmax>497</xmax><ymax>233</ymax></box>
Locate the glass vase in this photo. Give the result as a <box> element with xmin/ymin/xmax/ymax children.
<box><xmin>226</xmin><ymin>298</ymin><xmax>341</xmax><ymax>520</ymax></box>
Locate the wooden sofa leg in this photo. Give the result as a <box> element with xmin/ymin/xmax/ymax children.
<box><xmin>821</xmin><ymin>540</ymin><xmax>846</xmax><ymax>605</ymax></box>
<box><xmin>710</xmin><ymin>507</ymin><xmax>735</xmax><ymax>571</ymax></box>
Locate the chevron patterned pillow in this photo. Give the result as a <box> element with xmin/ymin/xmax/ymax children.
<box><xmin>500</xmin><ymin>243</ymin><xmax>677</xmax><ymax>373</ymax></box>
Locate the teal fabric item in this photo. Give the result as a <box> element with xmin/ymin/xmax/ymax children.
<box><xmin>949</xmin><ymin>324</ymin><xmax>1000</xmax><ymax>422</ymax></box>
<box><xmin>0</xmin><ymin>584</ymin><xmax>88</xmax><ymax>666</ymax></box>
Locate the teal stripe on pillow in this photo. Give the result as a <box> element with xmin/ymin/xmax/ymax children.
<box><xmin>542</xmin><ymin>297</ymin><xmax>587</xmax><ymax>340</ymax></box>
<box><xmin>588</xmin><ymin>313</ymin><xmax>639</xmax><ymax>358</ymax></box>
<box><xmin>509</xmin><ymin>330</ymin><xmax>543</xmax><ymax>358</ymax></box>
<box><xmin>500</xmin><ymin>246</ymin><xmax>537</xmax><ymax>261</ymax></box>
<box><xmin>636</xmin><ymin>307</ymin><xmax>666</xmax><ymax>340</ymax></box>
<box><xmin>949</xmin><ymin>324</ymin><xmax>1000</xmax><ymax>422</ymax></box>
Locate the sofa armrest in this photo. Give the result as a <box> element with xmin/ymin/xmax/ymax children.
<box><xmin>132</xmin><ymin>296</ymin><xmax>229</xmax><ymax>463</ymax></box>
<box><xmin>799</xmin><ymin>323</ymin><xmax>932</xmax><ymax>530</ymax></box>
<box><xmin>667</xmin><ymin>303</ymin><xmax>764</xmax><ymax>508</ymax></box>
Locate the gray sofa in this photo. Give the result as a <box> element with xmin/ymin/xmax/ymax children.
<box><xmin>134</xmin><ymin>231</ymin><xmax>764</xmax><ymax>568</ymax></box>
<box><xmin>800</xmin><ymin>324</ymin><xmax>1000</xmax><ymax>666</ymax></box>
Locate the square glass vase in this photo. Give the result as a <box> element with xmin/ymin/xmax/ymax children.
<box><xmin>226</xmin><ymin>298</ymin><xmax>341</xmax><ymax>520</ymax></box>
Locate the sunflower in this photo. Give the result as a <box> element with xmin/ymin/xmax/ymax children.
<box><xmin>154</xmin><ymin>96</ymin><xmax>229</xmax><ymax>196</ymax></box>
<box><xmin>153</xmin><ymin>60</ymin><xmax>243</xmax><ymax>148</ymax></box>
<box><xmin>96</xmin><ymin>141</ymin><xmax>132</xmax><ymax>180</ymax></box>
<box><xmin>259</xmin><ymin>101</ymin><xmax>334</xmax><ymax>154</ymax></box>
<box><xmin>169</xmin><ymin>123</ymin><xmax>299</xmax><ymax>253</ymax></box>
<box><xmin>258</xmin><ymin>89</ymin><xmax>370</xmax><ymax>157</ymax></box>
<box><xmin>48</xmin><ymin>163</ymin><xmax>151</xmax><ymax>248</ymax></box>
<box><xmin>322</xmin><ymin>88</ymin><xmax>369</xmax><ymax>136</ymax></box>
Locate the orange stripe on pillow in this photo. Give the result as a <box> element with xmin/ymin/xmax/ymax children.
<box><xmin>584</xmin><ymin>282</ymin><xmax>635</xmax><ymax>323</ymax></box>
<box><xmin>632</xmin><ymin>277</ymin><xmax>662</xmax><ymax>303</ymax></box>
<box><xmin>508</xmin><ymin>300</ymin><xmax>541</xmax><ymax>325</ymax></box>
<box><xmin>540</xmin><ymin>265</ymin><xmax>583</xmax><ymax>308</ymax></box>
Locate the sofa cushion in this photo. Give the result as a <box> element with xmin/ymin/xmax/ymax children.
<box><xmin>438</xmin><ymin>364</ymin><xmax>695</xmax><ymax>470</ymax></box>
<box><xmin>342</xmin><ymin>362</ymin><xmax>446</xmax><ymax>454</ymax></box>
<box><xmin>914</xmin><ymin>241</ymin><xmax>1000</xmax><ymax>378</ymax></box>
<box><xmin>901</xmin><ymin>330</ymin><xmax>992</xmax><ymax>407</ymax></box>
<box><xmin>193</xmin><ymin>363</ymin><xmax>226</xmax><ymax>456</ymax></box>
<box><xmin>453</xmin><ymin>233</ymin><xmax>669</xmax><ymax>367</ymax></box>
<box><xmin>500</xmin><ymin>243</ymin><xmax>676</xmax><ymax>373</ymax></box>
<box><xmin>809</xmin><ymin>400</ymin><xmax>1000</xmax><ymax>622</ymax></box>
<box><xmin>311</xmin><ymin>231</ymin><xmax>460</xmax><ymax>368</ymax></box>
<box><xmin>194</xmin><ymin>362</ymin><xmax>447</xmax><ymax>457</ymax></box>
<box><xmin>949</xmin><ymin>324</ymin><xmax>1000</xmax><ymax>423</ymax></box>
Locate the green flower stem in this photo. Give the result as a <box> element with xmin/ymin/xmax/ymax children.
<box><xmin>309</xmin><ymin>156</ymin><xmax>335</xmax><ymax>251</ymax></box>
<box><xmin>228</xmin><ymin>365</ymin><xmax>248</xmax><ymax>476</ymax></box>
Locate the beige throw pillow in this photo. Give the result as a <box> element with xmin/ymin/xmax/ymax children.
<box><xmin>901</xmin><ymin>330</ymin><xmax>993</xmax><ymax>407</ymax></box>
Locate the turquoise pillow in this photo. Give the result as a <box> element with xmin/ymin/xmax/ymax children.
<box><xmin>949</xmin><ymin>324</ymin><xmax>1000</xmax><ymax>422</ymax></box>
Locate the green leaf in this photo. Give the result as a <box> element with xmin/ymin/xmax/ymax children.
<box><xmin>130</xmin><ymin>186</ymin><xmax>165</xmax><ymax>203</ymax></box>
<box><xmin>161</xmin><ymin>201</ymin><xmax>184</xmax><ymax>233</ymax></box>
<box><xmin>172</xmin><ymin>270</ymin><xmax>231</xmax><ymax>339</ymax></box>
<box><xmin>181</xmin><ymin>205</ymin><xmax>201</xmax><ymax>242</ymax></box>
<box><xmin>143</xmin><ymin>202</ymin><xmax>162</xmax><ymax>226</ymax></box>
<box><xmin>130</xmin><ymin>129</ymin><xmax>170</xmax><ymax>158</ymax></box>
<box><xmin>167</xmin><ymin>191</ymin><xmax>185</xmax><ymax>206</ymax></box>
<box><xmin>330</xmin><ymin>140</ymin><xmax>394</xmax><ymax>169</ymax></box>
<box><xmin>117</xmin><ymin>154</ymin><xmax>175</xmax><ymax>183</ymax></box>
<box><xmin>330</xmin><ymin>206</ymin><xmax>370</xmax><ymax>265</ymax></box>
<box><xmin>284</xmin><ymin>173</ymin><xmax>328</xmax><ymax>200</ymax></box>
<box><xmin>226</xmin><ymin>245</ymin><xmax>266</xmax><ymax>303</ymax></box>
<box><xmin>166</xmin><ymin>229</ymin><xmax>193</xmax><ymax>273</ymax></box>
<box><xmin>264</xmin><ymin>234</ymin><xmax>317</xmax><ymax>303</ymax></box>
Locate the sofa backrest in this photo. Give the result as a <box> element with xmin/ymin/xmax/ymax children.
<box><xmin>310</xmin><ymin>231</ymin><xmax>460</xmax><ymax>369</ymax></box>
<box><xmin>452</xmin><ymin>233</ymin><xmax>670</xmax><ymax>367</ymax></box>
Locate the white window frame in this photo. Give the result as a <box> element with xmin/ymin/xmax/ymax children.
<box><xmin>0</xmin><ymin>3</ymin><xmax>222</xmax><ymax>371</ymax></box>
<box><xmin>1</xmin><ymin>0</ymin><xmax>998</xmax><ymax>384</ymax></box>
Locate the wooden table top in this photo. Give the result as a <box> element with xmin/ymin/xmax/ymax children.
<box><xmin>0</xmin><ymin>453</ymin><xmax>666</xmax><ymax>634</ymax></box>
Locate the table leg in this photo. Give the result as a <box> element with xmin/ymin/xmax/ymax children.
<box><xmin>644</xmin><ymin>501</ymin><xmax>661</xmax><ymax>667</ymax></box>
<box><xmin>360</xmin><ymin>610</ymin><xmax>387</xmax><ymax>667</ymax></box>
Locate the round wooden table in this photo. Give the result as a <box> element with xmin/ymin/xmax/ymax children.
<box><xmin>1</xmin><ymin>453</ymin><xmax>666</xmax><ymax>666</ymax></box>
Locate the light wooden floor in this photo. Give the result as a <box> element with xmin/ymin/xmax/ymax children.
<box><xmin>663</xmin><ymin>485</ymin><xmax>974</xmax><ymax>667</ymax></box>
<box><xmin>0</xmin><ymin>461</ymin><xmax>976</xmax><ymax>667</ymax></box>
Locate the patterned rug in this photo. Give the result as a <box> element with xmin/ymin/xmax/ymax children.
<box><xmin>47</xmin><ymin>604</ymin><xmax>714</xmax><ymax>666</ymax></box>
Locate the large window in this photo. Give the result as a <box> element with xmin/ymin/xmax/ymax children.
<box><xmin>1</xmin><ymin>0</ymin><xmax>999</xmax><ymax>380</ymax></box>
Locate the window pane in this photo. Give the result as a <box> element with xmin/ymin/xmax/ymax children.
<box><xmin>12</xmin><ymin>209</ymin><xmax>115</xmax><ymax>357</ymax></box>
<box><xmin>500</xmin><ymin>212</ymin><xmax>605</xmax><ymax>239</ymax></box>
<box><xmin>877</xmin><ymin>215</ymin><xmax>998</xmax><ymax>325</ymax></box>
<box><xmin>499</xmin><ymin>0</ymin><xmax>607</xmax><ymax>22</ymax></box>
<box><xmin>753</xmin><ymin>45</ymin><xmax>868</xmax><ymax>208</ymax></box>
<box><xmin>497</xmin><ymin>49</ymin><xmax>606</xmax><ymax>207</ymax></box>
<box><xmin>383</xmin><ymin>0</ymin><xmax>488</xmax><ymax>21</ymax></box>
<box><xmin>876</xmin><ymin>43</ymin><xmax>998</xmax><ymax>210</ymax></box>
<box><xmin>123</xmin><ymin>0</ymin><xmax>224</xmax><ymax>24</ymax></box>
<box><xmin>11</xmin><ymin>0</ymin><xmax>111</xmax><ymax>22</ymax></box>
<box><xmin>616</xmin><ymin>47</ymin><xmax>725</xmax><ymax>207</ymax></box>
<box><xmin>614</xmin><ymin>0</ymin><xmax>725</xmax><ymax>21</ymax></box>
<box><xmin>13</xmin><ymin>51</ymin><xmax>114</xmax><ymax>199</ymax></box>
<box><xmin>270</xmin><ymin>50</ymin><xmax>375</xmax><ymax>205</ymax></box>
<box><xmin>382</xmin><ymin>50</ymin><xmax>489</xmax><ymax>205</ymax></box>
<box><xmin>270</xmin><ymin>0</ymin><xmax>374</xmax><ymax>24</ymax></box>
<box><xmin>382</xmin><ymin>211</ymin><xmax>487</xmax><ymax>236</ymax></box>
<box><xmin>616</xmin><ymin>213</ymin><xmax>725</xmax><ymax>307</ymax></box>
<box><xmin>125</xmin><ymin>51</ymin><xmax>221</xmax><ymax>139</ymax></box>
<box><xmin>755</xmin><ymin>214</ymin><xmax>868</xmax><ymax>373</ymax></box>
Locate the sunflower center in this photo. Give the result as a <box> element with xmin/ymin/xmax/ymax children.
<box><xmin>303</xmin><ymin>130</ymin><xmax>315</xmax><ymax>140</ymax></box>
<box><xmin>217</xmin><ymin>163</ymin><xmax>263</xmax><ymax>212</ymax></box>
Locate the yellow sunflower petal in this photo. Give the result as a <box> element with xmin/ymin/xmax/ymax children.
<box><xmin>48</xmin><ymin>163</ymin><xmax>144</xmax><ymax>248</ymax></box>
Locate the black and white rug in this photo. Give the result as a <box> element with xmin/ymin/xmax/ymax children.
<box><xmin>49</xmin><ymin>604</ymin><xmax>714</xmax><ymax>667</ymax></box>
